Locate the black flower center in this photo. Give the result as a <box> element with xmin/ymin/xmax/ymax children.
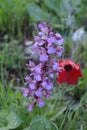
<box><xmin>64</xmin><ymin>64</ymin><xmax>73</xmax><ymax>71</ymax></box>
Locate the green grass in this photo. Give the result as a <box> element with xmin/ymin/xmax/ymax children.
<box><xmin>0</xmin><ymin>75</ymin><xmax>87</xmax><ymax>130</ymax></box>
<box><xmin>0</xmin><ymin>0</ymin><xmax>87</xmax><ymax>40</ymax></box>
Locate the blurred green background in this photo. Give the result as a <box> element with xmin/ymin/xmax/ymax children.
<box><xmin>0</xmin><ymin>0</ymin><xmax>87</xmax><ymax>130</ymax></box>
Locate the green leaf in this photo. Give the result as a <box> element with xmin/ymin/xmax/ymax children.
<box><xmin>49</xmin><ymin>106</ymin><xmax>67</xmax><ymax>121</ymax></box>
<box><xmin>29</xmin><ymin>116</ymin><xmax>51</xmax><ymax>130</ymax></box>
<box><xmin>6</xmin><ymin>111</ymin><xmax>21</xmax><ymax>129</ymax></box>
<box><xmin>23</xmin><ymin>127</ymin><xmax>30</xmax><ymax>130</ymax></box>
<box><xmin>0</xmin><ymin>127</ymin><xmax>9</xmax><ymax>130</ymax></box>
<box><xmin>27</xmin><ymin>3</ymin><xmax>49</xmax><ymax>22</ymax></box>
<box><xmin>44</xmin><ymin>0</ymin><xmax>59</xmax><ymax>13</ymax></box>
<box><xmin>51</xmin><ymin>122</ymin><xmax>59</xmax><ymax>130</ymax></box>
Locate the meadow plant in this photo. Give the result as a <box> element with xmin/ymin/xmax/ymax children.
<box><xmin>22</xmin><ymin>22</ymin><xmax>64</xmax><ymax>112</ymax></box>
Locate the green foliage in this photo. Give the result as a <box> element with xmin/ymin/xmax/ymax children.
<box><xmin>0</xmin><ymin>39</ymin><xmax>25</xmax><ymax>86</ymax></box>
<box><xmin>27</xmin><ymin>3</ymin><xmax>50</xmax><ymax>22</ymax></box>
<box><xmin>0</xmin><ymin>40</ymin><xmax>23</xmax><ymax>68</ymax></box>
<box><xmin>0</xmin><ymin>0</ymin><xmax>87</xmax><ymax>39</ymax></box>
<box><xmin>0</xmin><ymin>111</ymin><xmax>22</xmax><ymax>130</ymax></box>
<box><xmin>29</xmin><ymin>116</ymin><xmax>51</xmax><ymax>130</ymax></box>
<box><xmin>0</xmin><ymin>0</ymin><xmax>29</xmax><ymax>38</ymax></box>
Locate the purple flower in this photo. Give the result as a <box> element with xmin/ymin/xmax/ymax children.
<box><xmin>56</xmin><ymin>46</ymin><xmax>64</xmax><ymax>57</ymax></box>
<box><xmin>27</xmin><ymin>103</ymin><xmax>34</xmax><ymax>112</ymax></box>
<box><xmin>50</xmin><ymin>58</ymin><xmax>61</xmax><ymax>72</ymax></box>
<box><xmin>38</xmin><ymin>31</ymin><xmax>44</xmax><ymax>36</ymax></box>
<box><xmin>22</xmin><ymin>88</ymin><xmax>30</xmax><ymax>97</ymax></box>
<box><xmin>52</xmin><ymin>62</ymin><xmax>59</xmax><ymax>71</ymax></box>
<box><xmin>25</xmin><ymin>76</ymin><xmax>31</xmax><ymax>84</ymax></box>
<box><xmin>34</xmin><ymin>74</ymin><xmax>41</xmax><ymax>81</ymax></box>
<box><xmin>38</xmin><ymin>98</ymin><xmax>45</xmax><ymax>107</ymax></box>
<box><xmin>49</xmin><ymin>73</ymin><xmax>54</xmax><ymax>79</ymax></box>
<box><xmin>55</xmin><ymin>33</ymin><xmax>64</xmax><ymax>45</ymax></box>
<box><xmin>47</xmin><ymin>46</ymin><xmax>56</xmax><ymax>54</ymax></box>
<box><xmin>42</xmin><ymin>79</ymin><xmax>53</xmax><ymax>90</ymax></box>
<box><xmin>38</xmin><ymin>22</ymin><xmax>52</xmax><ymax>34</ymax></box>
<box><xmin>40</xmin><ymin>53</ymin><xmax>48</xmax><ymax>62</ymax></box>
<box><xmin>45</xmin><ymin>90</ymin><xmax>52</xmax><ymax>98</ymax></box>
<box><xmin>47</xmin><ymin>36</ymin><xmax>56</xmax><ymax>44</ymax></box>
<box><xmin>34</xmin><ymin>36</ymin><xmax>45</xmax><ymax>46</ymax></box>
<box><xmin>29</xmin><ymin>81</ymin><xmax>36</xmax><ymax>90</ymax></box>
<box><xmin>38</xmin><ymin>22</ymin><xmax>46</xmax><ymax>28</ymax></box>
<box><xmin>26</xmin><ymin>61</ymin><xmax>35</xmax><ymax>72</ymax></box>
<box><xmin>31</xmin><ymin>44</ymin><xmax>40</xmax><ymax>56</ymax></box>
<box><xmin>35</xmin><ymin>90</ymin><xmax>42</xmax><ymax>97</ymax></box>
<box><xmin>34</xmin><ymin>64</ymin><xmax>42</xmax><ymax>74</ymax></box>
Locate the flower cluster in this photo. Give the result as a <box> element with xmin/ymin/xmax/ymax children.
<box><xmin>22</xmin><ymin>22</ymin><xmax>64</xmax><ymax>112</ymax></box>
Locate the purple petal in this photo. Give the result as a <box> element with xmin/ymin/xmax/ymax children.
<box><xmin>56</xmin><ymin>46</ymin><xmax>64</xmax><ymax>57</ymax></box>
<box><xmin>27</xmin><ymin>103</ymin><xmax>34</xmax><ymax>112</ymax></box>
<box><xmin>25</xmin><ymin>76</ymin><xmax>31</xmax><ymax>84</ymax></box>
<box><xmin>52</xmin><ymin>62</ymin><xmax>59</xmax><ymax>71</ymax></box>
<box><xmin>46</xmin><ymin>83</ymin><xmax>53</xmax><ymax>90</ymax></box>
<box><xmin>38</xmin><ymin>31</ymin><xmax>44</xmax><ymax>36</ymax></box>
<box><xmin>38</xmin><ymin>98</ymin><xmax>45</xmax><ymax>107</ymax></box>
<box><xmin>29</xmin><ymin>82</ymin><xmax>36</xmax><ymax>90</ymax></box>
<box><xmin>38</xmin><ymin>22</ymin><xmax>52</xmax><ymax>34</ymax></box>
<box><xmin>34</xmin><ymin>75</ymin><xmax>41</xmax><ymax>81</ymax></box>
<box><xmin>47</xmin><ymin>46</ymin><xmax>56</xmax><ymax>54</ymax></box>
<box><xmin>40</xmin><ymin>54</ymin><xmax>48</xmax><ymax>62</ymax></box>
<box><xmin>49</xmin><ymin>73</ymin><xmax>54</xmax><ymax>79</ymax></box>
<box><xmin>38</xmin><ymin>22</ymin><xmax>46</xmax><ymax>28</ymax></box>
<box><xmin>41</xmin><ymin>81</ymin><xmax>47</xmax><ymax>87</ymax></box>
<box><xmin>35</xmin><ymin>90</ymin><xmax>42</xmax><ymax>97</ymax></box>
<box><xmin>22</xmin><ymin>88</ymin><xmax>30</xmax><ymax>97</ymax></box>
<box><xmin>34</xmin><ymin>36</ymin><xmax>45</xmax><ymax>46</ymax></box>
<box><xmin>45</xmin><ymin>90</ymin><xmax>52</xmax><ymax>98</ymax></box>
<box><xmin>35</xmin><ymin>64</ymin><xmax>42</xmax><ymax>74</ymax></box>
<box><xmin>42</xmin><ymin>79</ymin><xmax>53</xmax><ymax>90</ymax></box>
<box><xmin>47</xmin><ymin>36</ymin><xmax>56</xmax><ymax>44</ymax></box>
<box><xmin>55</xmin><ymin>33</ymin><xmax>64</xmax><ymax>45</ymax></box>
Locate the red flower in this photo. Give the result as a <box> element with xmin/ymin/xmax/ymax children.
<box><xmin>57</xmin><ymin>60</ymin><xmax>82</xmax><ymax>85</ymax></box>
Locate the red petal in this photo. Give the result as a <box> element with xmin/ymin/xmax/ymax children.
<box><xmin>58</xmin><ymin>60</ymin><xmax>82</xmax><ymax>85</ymax></box>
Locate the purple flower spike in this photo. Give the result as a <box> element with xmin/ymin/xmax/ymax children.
<box><xmin>23</xmin><ymin>22</ymin><xmax>64</xmax><ymax>111</ymax></box>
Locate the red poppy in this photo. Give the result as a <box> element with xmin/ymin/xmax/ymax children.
<box><xmin>57</xmin><ymin>60</ymin><xmax>82</xmax><ymax>85</ymax></box>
